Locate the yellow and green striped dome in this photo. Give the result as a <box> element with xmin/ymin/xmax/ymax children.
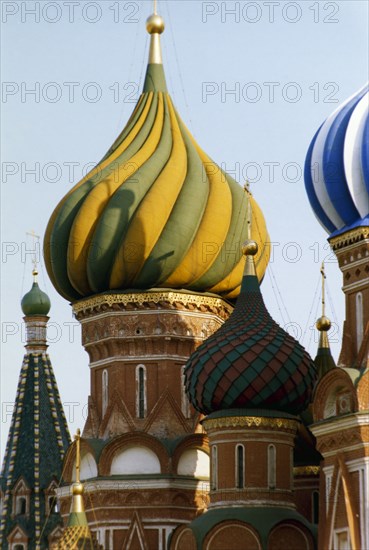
<box><xmin>44</xmin><ymin>15</ymin><xmax>270</xmax><ymax>303</ymax></box>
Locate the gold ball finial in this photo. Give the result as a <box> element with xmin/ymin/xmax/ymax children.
<box><xmin>242</xmin><ymin>240</ymin><xmax>258</xmax><ymax>256</ymax></box>
<box><xmin>146</xmin><ymin>14</ymin><xmax>165</xmax><ymax>34</ymax></box>
<box><xmin>316</xmin><ymin>315</ymin><xmax>331</xmax><ymax>331</ymax></box>
<box><xmin>72</xmin><ymin>481</ymin><xmax>84</xmax><ymax>496</ymax></box>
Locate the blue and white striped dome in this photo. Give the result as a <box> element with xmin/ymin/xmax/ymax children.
<box><xmin>305</xmin><ymin>84</ymin><xmax>369</xmax><ymax>236</ymax></box>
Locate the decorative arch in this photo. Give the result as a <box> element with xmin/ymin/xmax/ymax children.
<box><xmin>312</xmin><ymin>368</ymin><xmax>359</xmax><ymax>422</ymax></box>
<box><xmin>99</xmin><ymin>432</ymin><xmax>169</xmax><ymax>476</ymax></box>
<box><xmin>62</xmin><ymin>438</ymin><xmax>99</xmax><ymax>482</ymax></box>
<box><xmin>204</xmin><ymin>521</ymin><xmax>261</xmax><ymax>550</ymax></box>
<box><xmin>177</xmin><ymin>448</ymin><xmax>210</xmax><ymax>478</ymax></box>
<box><xmin>172</xmin><ymin>434</ymin><xmax>209</xmax><ymax>475</ymax></box>
<box><xmin>170</xmin><ymin>526</ymin><xmax>197</xmax><ymax>550</ymax></box>
<box><xmin>72</xmin><ymin>452</ymin><xmax>98</xmax><ymax>481</ymax></box>
<box><xmin>11</xmin><ymin>477</ymin><xmax>31</xmax><ymax>518</ymax></box>
<box><xmin>111</xmin><ymin>446</ymin><xmax>161</xmax><ymax>475</ymax></box>
<box><xmin>268</xmin><ymin>521</ymin><xmax>314</xmax><ymax>550</ymax></box>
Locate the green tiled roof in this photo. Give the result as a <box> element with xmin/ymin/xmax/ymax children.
<box><xmin>0</xmin><ymin>353</ymin><xmax>71</xmax><ymax>548</ymax></box>
<box><xmin>185</xmin><ymin>274</ymin><xmax>317</xmax><ymax>415</ymax></box>
<box><xmin>180</xmin><ymin>506</ymin><xmax>317</xmax><ymax>548</ymax></box>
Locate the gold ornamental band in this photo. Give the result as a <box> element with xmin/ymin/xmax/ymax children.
<box><xmin>72</xmin><ymin>291</ymin><xmax>233</xmax><ymax>316</ymax></box>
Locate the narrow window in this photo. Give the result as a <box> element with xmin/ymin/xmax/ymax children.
<box><xmin>16</xmin><ymin>497</ymin><xmax>27</xmax><ymax>515</ymax></box>
<box><xmin>236</xmin><ymin>445</ymin><xmax>244</xmax><ymax>489</ymax></box>
<box><xmin>356</xmin><ymin>292</ymin><xmax>363</xmax><ymax>352</ymax></box>
<box><xmin>102</xmin><ymin>369</ymin><xmax>108</xmax><ymax>417</ymax></box>
<box><xmin>48</xmin><ymin>496</ymin><xmax>58</xmax><ymax>514</ymax></box>
<box><xmin>312</xmin><ymin>490</ymin><xmax>319</xmax><ymax>524</ymax></box>
<box><xmin>105</xmin><ymin>530</ymin><xmax>110</xmax><ymax>550</ymax></box>
<box><xmin>268</xmin><ymin>445</ymin><xmax>276</xmax><ymax>489</ymax></box>
<box><xmin>211</xmin><ymin>445</ymin><xmax>218</xmax><ymax>491</ymax></box>
<box><xmin>181</xmin><ymin>365</ymin><xmax>190</xmax><ymax>418</ymax></box>
<box><xmin>136</xmin><ymin>365</ymin><xmax>147</xmax><ymax>418</ymax></box>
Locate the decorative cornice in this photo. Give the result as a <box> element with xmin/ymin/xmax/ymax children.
<box><xmin>72</xmin><ymin>291</ymin><xmax>233</xmax><ymax>317</ymax></box>
<box><xmin>203</xmin><ymin>415</ymin><xmax>298</xmax><ymax>432</ymax></box>
<box><xmin>293</xmin><ymin>466</ymin><xmax>320</xmax><ymax>476</ymax></box>
<box><xmin>329</xmin><ymin>227</ymin><xmax>369</xmax><ymax>250</ymax></box>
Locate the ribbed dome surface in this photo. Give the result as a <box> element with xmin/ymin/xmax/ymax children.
<box><xmin>305</xmin><ymin>84</ymin><xmax>369</xmax><ymax>235</ymax></box>
<box><xmin>44</xmin><ymin>29</ymin><xmax>270</xmax><ymax>303</ymax></box>
<box><xmin>185</xmin><ymin>274</ymin><xmax>317</xmax><ymax>415</ymax></box>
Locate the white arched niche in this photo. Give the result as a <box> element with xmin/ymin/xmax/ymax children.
<box><xmin>110</xmin><ymin>447</ymin><xmax>161</xmax><ymax>475</ymax></box>
<box><xmin>177</xmin><ymin>449</ymin><xmax>210</xmax><ymax>477</ymax></box>
<box><xmin>72</xmin><ymin>452</ymin><xmax>98</xmax><ymax>481</ymax></box>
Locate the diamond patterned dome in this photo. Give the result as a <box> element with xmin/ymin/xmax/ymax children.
<box><xmin>185</xmin><ymin>271</ymin><xmax>317</xmax><ymax>415</ymax></box>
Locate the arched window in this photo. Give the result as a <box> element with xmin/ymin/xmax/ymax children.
<box><xmin>312</xmin><ymin>490</ymin><xmax>319</xmax><ymax>524</ymax></box>
<box><xmin>356</xmin><ymin>292</ymin><xmax>363</xmax><ymax>352</ymax></box>
<box><xmin>102</xmin><ymin>369</ymin><xmax>108</xmax><ymax>417</ymax></box>
<box><xmin>14</xmin><ymin>545</ymin><xmax>25</xmax><ymax>550</ymax></box>
<box><xmin>136</xmin><ymin>365</ymin><xmax>147</xmax><ymax>418</ymax></box>
<box><xmin>268</xmin><ymin>444</ymin><xmax>276</xmax><ymax>489</ymax></box>
<box><xmin>181</xmin><ymin>365</ymin><xmax>190</xmax><ymax>418</ymax></box>
<box><xmin>211</xmin><ymin>445</ymin><xmax>218</xmax><ymax>491</ymax></box>
<box><xmin>236</xmin><ymin>445</ymin><xmax>245</xmax><ymax>489</ymax></box>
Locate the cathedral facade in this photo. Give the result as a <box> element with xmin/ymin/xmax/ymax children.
<box><xmin>1</xmin><ymin>8</ymin><xmax>368</xmax><ymax>550</ymax></box>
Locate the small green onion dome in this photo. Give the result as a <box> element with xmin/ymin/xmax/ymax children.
<box><xmin>21</xmin><ymin>270</ymin><xmax>51</xmax><ymax>316</ymax></box>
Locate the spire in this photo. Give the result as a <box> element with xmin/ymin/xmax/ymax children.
<box><xmin>314</xmin><ymin>262</ymin><xmax>336</xmax><ymax>378</ymax></box>
<box><xmin>0</xmin><ymin>273</ymin><xmax>71</xmax><ymax>548</ymax></box>
<box><xmin>241</xmin><ymin>195</ymin><xmax>258</xmax><ymax>277</ymax></box>
<box><xmin>143</xmin><ymin>6</ymin><xmax>167</xmax><ymax>92</ymax></box>
<box><xmin>56</xmin><ymin>431</ymin><xmax>101</xmax><ymax>549</ymax></box>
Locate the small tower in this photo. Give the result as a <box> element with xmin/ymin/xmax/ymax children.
<box><xmin>0</xmin><ymin>269</ymin><xmax>71</xmax><ymax>549</ymax></box>
<box><xmin>171</xmin><ymin>210</ymin><xmax>318</xmax><ymax>549</ymax></box>
<box><xmin>43</xmin><ymin>6</ymin><xmax>271</xmax><ymax>547</ymax></box>
<box><xmin>305</xmin><ymin>84</ymin><xmax>369</xmax><ymax>550</ymax></box>
<box><xmin>305</xmin><ymin>83</ymin><xmax>369</xmax><ymax>369</ymax></box>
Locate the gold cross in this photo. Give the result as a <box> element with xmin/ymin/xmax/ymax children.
<box><xmin>26</xmin><ymin>230</ymin><xmax>40</xmax><ymax>273</ymax></box>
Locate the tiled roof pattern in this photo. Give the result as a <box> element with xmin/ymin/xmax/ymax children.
<box><xmin>185</xmin><ymin>275</ymin><xmax>317</xmax><ymax>415</ymax></box>
<box><xmin>0</xmin><ymin>353</ymin><xmax>71</xmax><ymax>548</ymax></box>
<box><xmin>57</xmin><ymin>526</ymin><xmax>101</xmax><ymax>549</ymax></box>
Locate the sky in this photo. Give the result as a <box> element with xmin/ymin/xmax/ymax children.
<box><xmin>1</xmin><ymin>0</ymin><xmax>368</xmax><ymax>458</ymax></box>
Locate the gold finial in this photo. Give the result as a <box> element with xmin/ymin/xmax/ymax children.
<box><xmin>146</xmin><ymin>1</ymin><xmax>165</xmax><ymax>64</ymax></box>
<box><xmin>316</xmin><ymin>262</ymin><xmax>331</xmax><ymax>348</ymax></box>
<box><xmin>146</xmin><ymin>14</ymin><xmax>165</xmax><ymax>35</ymax></box>
<box><xmin>26</xmin><ymin>230</ymin><xmax>40</xmax><ymax>281</ymax></box>
<box><xmin>74</xmin><ymin>428</ymin><xmax>81</xmax><ymax>484</ymax></box>
<box><xmin>242</xmin><ymin>196</ymin><xmax>258</xmax><ymax>275</ymax></box>
<box><xmin>70</xmin><ymin>429</ymin><xmax>85</xmax><ymax>514</ymax></box>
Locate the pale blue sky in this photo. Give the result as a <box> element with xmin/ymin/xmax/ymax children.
<box><xmin>1</xmin><ymin>0</ymin><xmax>368</xmax><ymax>456</ymax></box>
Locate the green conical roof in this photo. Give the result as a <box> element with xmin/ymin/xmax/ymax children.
<box><xmin>0</xmin><ymin>353</ymin><xmax>71</xmax><ymax>548</ymax></box>
<box><xmin>21</xmin><ymin>271</ymin><xmax>51</xmax><ymax>316</ymax></box>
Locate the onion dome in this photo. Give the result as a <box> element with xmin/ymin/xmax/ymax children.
<box><xmin>185</xmin><ymin>236</ymin><xmax>317</xmax><ymax>415</ymax></box>
<box><xmin>21</xmin><ymin>269</ymin><xmax>51</xmax><ymax>316</ymax></box>
<box><xmin>44</xmin><ymin>12</ymin><xmax>270</xmax><ymax>303</ymax></box>
<box><xmin>305</xmin><ymin>83</ymin><xmax>369</xmax><ymax>235</ymax></box>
